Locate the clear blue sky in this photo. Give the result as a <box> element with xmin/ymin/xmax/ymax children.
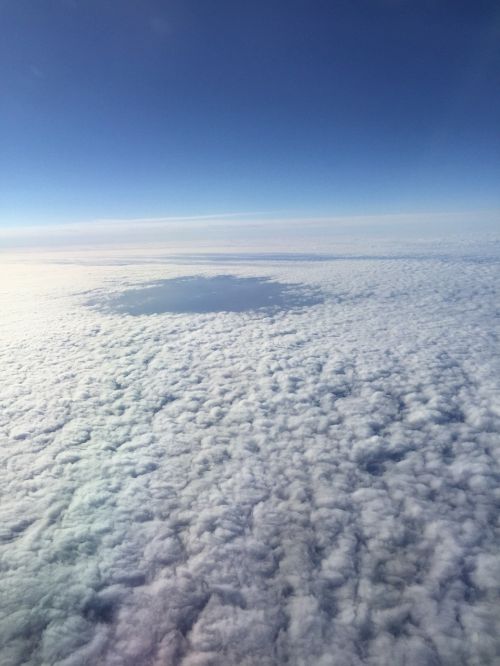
<box><xmin>1</xmin><ymin>0</ymin><xmax>499</xmax><ymax>228</ymax></box>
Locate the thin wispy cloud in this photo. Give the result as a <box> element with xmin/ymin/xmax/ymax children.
<box><xmin>1</xmin><ymin>210</ymin><xmax>498</xmax><ymax>250</ymax></box>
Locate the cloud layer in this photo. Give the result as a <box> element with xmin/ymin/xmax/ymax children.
<box><xmin>1</xmin><ymin>243</ymin><xmax>499</xmax><ymax>665</ymax></box>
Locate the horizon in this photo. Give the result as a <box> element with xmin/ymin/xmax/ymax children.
<box><xmin>2</xmin><ymin>209</ymin><xmax>499</xmax><ymax>251</ymax></box>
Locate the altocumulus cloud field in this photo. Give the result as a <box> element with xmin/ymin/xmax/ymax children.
<box><xmin>1</xmin><ymin>240</ymin><xmax>500</xmax><ymax>666</ymax></box>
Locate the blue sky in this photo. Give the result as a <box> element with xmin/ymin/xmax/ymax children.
<box><xmin>1</xmin><ymin>0</ymin><xmax>499</xmax><ymax>230</ymax></box>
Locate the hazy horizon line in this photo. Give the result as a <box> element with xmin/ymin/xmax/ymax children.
<box><xmin>1</xmin><ymin>208</ymin><xmax>499</xmax><ymax>235</ymax></box>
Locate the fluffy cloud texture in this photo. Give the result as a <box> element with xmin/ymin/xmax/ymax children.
<box><xmin>1</xmin><ymin>241</ymin><xmax>499</xmax><ymax>665</ymax></box>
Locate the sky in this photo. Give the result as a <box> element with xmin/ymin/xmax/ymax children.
<box><xmin>1</xmin><ymin>0</ymin><xmax>500</xmax><ymax>232</ymax></box>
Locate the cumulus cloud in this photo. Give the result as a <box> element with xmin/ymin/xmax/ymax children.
<box><xmin>0</xmin><ymin>241</ymin><xmax>499</xmax><ymax>665</ymax></box>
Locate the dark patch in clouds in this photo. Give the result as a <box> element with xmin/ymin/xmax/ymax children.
<box><xmin>1</xmin><ymin>243</ymin><xmax>500</xmax><ymax>665</ymax></box>
<box><xmin>93</xmin><ymin>275</ymin><xmax>324</xmax><ymax>315</ymax></box>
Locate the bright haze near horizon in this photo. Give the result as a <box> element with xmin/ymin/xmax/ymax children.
<box><xmin>1</xmin><ymin>3</ymin><xmax>500</xmax><ymax>666</ymax></box>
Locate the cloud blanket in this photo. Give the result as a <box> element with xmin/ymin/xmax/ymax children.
<box><xmin>1</xmin><ymin>245</ymin><xmax>499</xmax><ymax>665</ymax></box>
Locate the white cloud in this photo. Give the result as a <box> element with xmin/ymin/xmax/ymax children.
<box><xmin>0</xmin><ymin>239</ymin><xmax>499</xmax><ymax>665</ymax></box>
